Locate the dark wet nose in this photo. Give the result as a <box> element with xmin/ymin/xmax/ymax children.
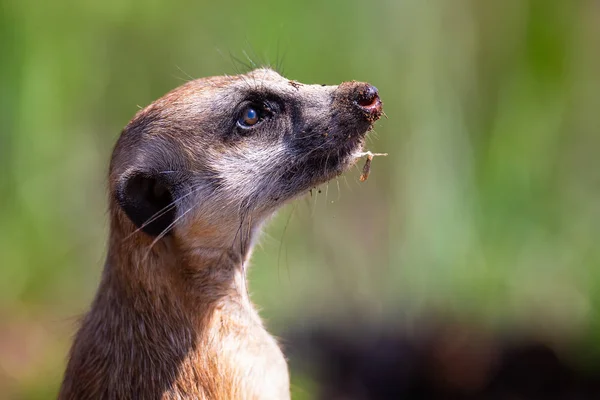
<box><xmin>354</xmin><ymin>84</ymin><xmax>382</xmax><ymax>120</ymax></box>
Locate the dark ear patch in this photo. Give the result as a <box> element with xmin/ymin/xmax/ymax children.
<box><xmin>116</xmin><ymin>172</ymin><xmax>176</xmax><ymax>236</ymax></box>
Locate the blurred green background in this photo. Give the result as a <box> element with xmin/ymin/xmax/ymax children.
<box><xmin>1</xmin><ymin>0</ymin><xmax>599</xmax><ymax>398</ymax></box>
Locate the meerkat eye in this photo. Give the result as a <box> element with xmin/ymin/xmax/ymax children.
<box><xmin>238</xmin><ymin>106</ymin><xmax>261</xmax><ymax>128</ymax></box>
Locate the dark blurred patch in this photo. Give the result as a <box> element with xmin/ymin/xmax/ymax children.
<box><xmin>285</xmin><ymin>319</ymin><xmax>600</xmax><ymax>400</ymax></box>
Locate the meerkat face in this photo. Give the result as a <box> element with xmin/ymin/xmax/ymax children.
<box><xmin>110</xmin><ymin>68</ymin><xmax>382</xmax><ymax>246</ymax></box>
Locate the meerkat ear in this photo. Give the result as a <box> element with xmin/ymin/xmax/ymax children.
<box><xmin>115</xmin><ymin>172</ymin><xmax>176</xmax><ymax>236</ymax></box>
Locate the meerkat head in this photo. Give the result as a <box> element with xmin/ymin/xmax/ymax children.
<box><xmin>109</xmin><ymin>68</ymin><xmax>382</xmax><ymax>251</ymax></box>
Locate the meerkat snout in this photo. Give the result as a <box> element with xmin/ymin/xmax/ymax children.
<box><xmin>354</xmin><ymin>84</ymin><xmax>382</xmax><ymax>116</ymax></box>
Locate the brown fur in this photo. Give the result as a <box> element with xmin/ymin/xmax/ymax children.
<box><xmin>59</xmin><ymin>68</ymin><xmax>382</xmax><ymax>399</ymax></box>
<box><xmin>59</xmin><ymin>202</ymin><xmax>289</xmax><ymax>399</ymax></box>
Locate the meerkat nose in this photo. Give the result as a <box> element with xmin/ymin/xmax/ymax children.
<box><xmin>354</xmin><ymin>84</ymin><xmax>383</xmax><ymax>119</ymax></box>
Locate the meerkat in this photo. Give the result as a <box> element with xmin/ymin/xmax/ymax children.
<box><xmin>58</xmin><ymin>68</ymin><xmax>383</xmax><ymax>399</ymax></box>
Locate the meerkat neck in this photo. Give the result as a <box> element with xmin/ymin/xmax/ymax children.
<box><xmin>59</xmin><ymin>217</ymin><xmax>264</xmax><ymax>399</ymax></box>
<box><xmin>105</xmin><ymin>211</ymin><xmax>255</xmax><ymax>312</ymax></box>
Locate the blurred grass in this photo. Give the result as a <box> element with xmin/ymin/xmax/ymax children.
<box><xmin>1</xmin><ymin>0</ymin><xmax>599</xmax><ymax>398</ymax></box>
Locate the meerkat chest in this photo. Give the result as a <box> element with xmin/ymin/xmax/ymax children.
<box><xmin>166</xmin><ymin>308</ymin><xmax>290</xmax><ymax>400</ymax></box>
